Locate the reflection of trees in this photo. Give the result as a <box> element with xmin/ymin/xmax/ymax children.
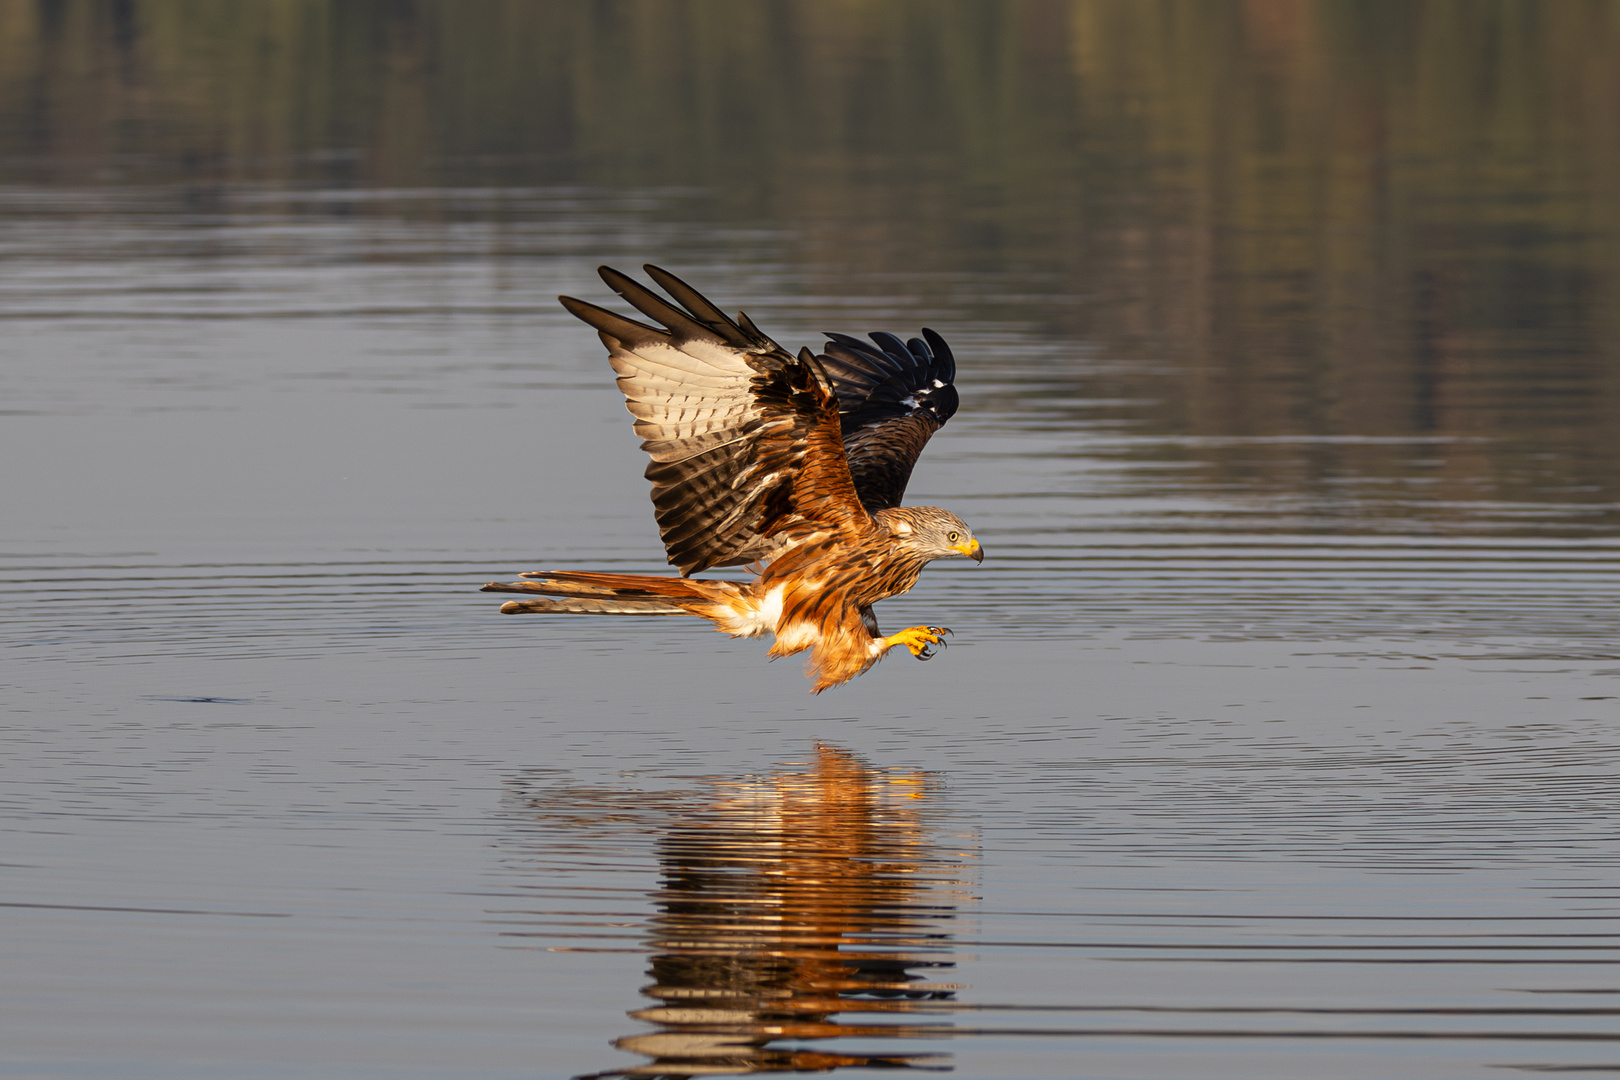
<box><xmin>572</xmin><ymin>743</ymin><xmax>967</xmax><ymax>1078</ymax></box>
<box><xmin>5</xmin><ymin>0</ymin><xmax>1618</xmax><ymax>524</ymax></box>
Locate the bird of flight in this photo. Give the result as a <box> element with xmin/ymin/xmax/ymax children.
<box><xmin>482</xmin><ymin>266</ymin><xmax>982</xmax><ymax>693</ymax></box>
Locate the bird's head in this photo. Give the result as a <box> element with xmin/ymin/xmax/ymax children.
<box><xmin>879</xmin><ymin>506</ymin><xmax>984</xmax><ymax>564</ymax></box>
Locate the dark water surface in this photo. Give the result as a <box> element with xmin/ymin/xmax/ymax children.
<box><xmin>5</xmin><ymin>3</ymin><xmax>1620</xmax><ymax>1078</ymax></box>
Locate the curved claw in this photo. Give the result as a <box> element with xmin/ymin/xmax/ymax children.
<box><xmin>920</xmin><ymin>626</ymin><xmax>953</xmax><ymax>661</ymax></box>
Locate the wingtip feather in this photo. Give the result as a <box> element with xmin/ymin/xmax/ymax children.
<box><xmin>560</xmin><ymin>294</ymin><xmax>668</xmax><ymax>346</ymax></box>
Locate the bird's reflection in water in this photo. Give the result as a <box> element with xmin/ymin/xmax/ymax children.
<box><xmin>571</xmin><ymin>743</ymin><xmax>970</xmax><ymax>1078</ymax></box>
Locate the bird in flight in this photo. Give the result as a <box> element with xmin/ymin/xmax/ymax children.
<box><xmin>482</xmin><ymin>265</ymin><xmax>982</xmax><ymax>693</ymax></box>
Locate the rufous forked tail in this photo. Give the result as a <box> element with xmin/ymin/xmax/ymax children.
<box><xmin>479</xmin><ymin>570</ymin><xmax>743</xmax><ymax>619</ymax></box>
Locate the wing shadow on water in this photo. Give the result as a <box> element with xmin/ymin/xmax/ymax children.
<box><xmin>507</xmin><ymin>743</ymin><xmax>972</xmax><ymax>1078</ymax></box>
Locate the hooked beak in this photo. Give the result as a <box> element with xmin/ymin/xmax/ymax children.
<box><xmin>953</xmin><ymin>539</ymin><xmax>984</xmax><ymax>563</ymax></box>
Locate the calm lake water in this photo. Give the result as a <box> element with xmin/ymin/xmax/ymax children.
<box><xmin>4</xmin><ymin>3</ymin><xmax>1620</xmax><ymax>1078</ymax></box>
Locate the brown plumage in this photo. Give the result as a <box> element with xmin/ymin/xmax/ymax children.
<box><xmin>482</xmin><ymin>265</ymin><xmax>983</xmax><ymax>693</ymax></box>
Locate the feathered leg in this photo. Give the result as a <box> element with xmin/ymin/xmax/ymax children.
<box><xmin>778</xmin><ymin>606</ymin><xmax>950</xmax><ymax>694</ymax></box>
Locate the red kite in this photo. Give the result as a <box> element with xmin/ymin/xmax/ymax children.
<box><xmin>483</xmin><ymin>266</ymin><xmax>981</xmax><ymax>692</ymax></box>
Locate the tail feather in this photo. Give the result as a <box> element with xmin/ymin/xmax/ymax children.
<box><xmin>482</xmin><ymin>577</ymin><xmax>628</xmax><ymax>600</ymax></box>
<box><xmin>516</xmin><ymin>570</ymin><xmax>728</xmax><ymax>600</ymax></box>
<box><xmin>496</xmin><ymin>597</ymin><xmax>687</xmax><ymax>616</ymax></box>
<box><xmin>481</xmin><ymin>569</ymin><xmax>745</xmax><ymax>620</ymax></box>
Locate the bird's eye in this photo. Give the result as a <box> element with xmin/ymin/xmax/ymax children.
<box><xmin>947</xmin><ymin>531</ymin><xmax>960</xmax><ymax>542</ymax></box>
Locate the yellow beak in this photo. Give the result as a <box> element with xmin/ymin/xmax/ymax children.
<box><xmin>953</xmin><ymin>539</ymin><xmax>984</xmax><ymax>563</ymax></box>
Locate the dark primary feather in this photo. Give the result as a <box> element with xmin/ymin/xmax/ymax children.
<box><xmin>817</xmin><ymin>327</ymin><xmax>959</xmax><ymax>512</ymax></box>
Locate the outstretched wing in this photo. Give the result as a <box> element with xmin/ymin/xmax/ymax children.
<box><xmin>561</xmin><ymin>265</ymin><xmax>870</xmax><ymax>576</ymax></box>
<box><xmin>816</xmin><ymin>328</ymin><xmax>959</xmax><ymax>513</ymax></box>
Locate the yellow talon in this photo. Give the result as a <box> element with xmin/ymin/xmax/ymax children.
<box><xmin>886</xmin><ymin>625</ymin><xmax>952</xmax><ymax>660</ymax></box>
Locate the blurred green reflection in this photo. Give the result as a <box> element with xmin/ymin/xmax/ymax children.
<box><xmin>3</xmin><ymin>0</ymin><xmax>1616</xmax><ymax>530</ymax></box>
